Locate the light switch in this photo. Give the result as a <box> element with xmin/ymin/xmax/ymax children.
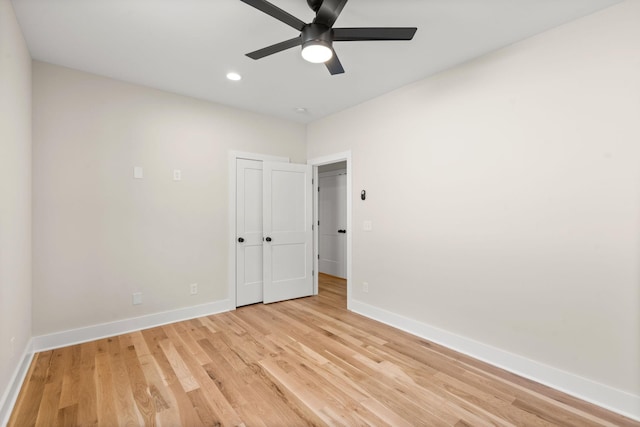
<box><xmin>133</xmin><ymin>166</ymin><xmax>143</xmax><ymax>179</ymax></box>
<box><xmin>363</xmin><ymin>220</ymin><xmax>373</xmax><ymax>231</ymax></box>
<box><xmin>173</xmin><ymin>169</ymin><xmax>181</xmax><ymax>181</ymax></box>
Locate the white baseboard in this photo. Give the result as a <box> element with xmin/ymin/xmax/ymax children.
<box><xmin>32</xmin><ymin>299</ymin><xmax>234</xmax><ymax>352</ymax></box>
<box><xmin>349</xmin><ymin>299</ymin><xmax>640</xmax><ymax>422</ymax></box>
<box><xmin>0</xmin><ymin>342</ymin><xmax>34</xmax><ymax>427</ymax></box>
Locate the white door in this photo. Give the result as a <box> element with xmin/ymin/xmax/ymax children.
<box><xmin>236</xmin><ymin>160</ymin><xmax>313</xmax><ymax>306</ymax></box>
<box><xmin>318</xmin><ymin>172</ymin><xmax>347</xmax><ymax>278</ymax></box>
<box><xmin>263</xmin><ymin>162</ymin><xmax>313</xmax><ymax>304</ymax></box>
<box><xmin>236</xmin><ymin>159</ymin><xmax>264</xmax><ymax>306</ymax></box>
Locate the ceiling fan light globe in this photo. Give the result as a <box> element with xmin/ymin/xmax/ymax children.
<box><xmin>301</xmin><ymin>43</ymin><xmax>333</xmax><ymax>63</ymax></box>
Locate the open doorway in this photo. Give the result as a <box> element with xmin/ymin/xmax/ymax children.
<box><xmin>309</xmin><ymin>151</ymin><xmax>352</xmax><ymax>310</ymax></box>
<box><xmin>318</xmin><ymin>162</ymin><xmax>347</xmax><ymax>279</ymax></box>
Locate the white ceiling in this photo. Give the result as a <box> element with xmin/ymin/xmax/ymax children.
<box><xmin>12</xmin><ymin>0</ymin><xmax>620</xmax><ymax>123</ymax></box>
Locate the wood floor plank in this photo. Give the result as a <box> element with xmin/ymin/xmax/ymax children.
<box><xmin>167</xmin><ymin>321</ymin><xmax>213</xmax><ymax>366</ymax></box>
<box><xmin>58</xmin><ymin>344</ymin><xmax>82</xmax><ymax>410</ymax></box>
<box><xmin>126</xmin><ymin>330</ymin><xmax>153</xmax><ymax>359</ymax></box>
<box><xmin>123</xmin><ymin>349</ymin><xmax>157</xmax><ymax>426</ymax></box>
<box><xmin>158</xmin><ymin>338</ymin><xmax>200</xmax><ymax>393</ymax></box>
<box><xmin>186</xmin><ymin>387</ymin><xmax>224</xmax><ymax>426</ymax></box>
<box><xmin>95</xmin><ymin>352</ymin><xmax>119</xmax><ymax>426</ymax></box>
<box><xmin>167</xmin><ymin>380</ymin><xmax>203</xmax><ymax>427</ymax></box>
<box><xmin>198</xmin><ymin>352</ymin><xmax>250</xmax><ymax>410</ymax></box>
<box><xmin>34</xmin><ymin>382</ymin><xmax>61</xmax><ymax>427</ymax></box>
<box><xmin>174</xmin><ymin>342</ymin><xmax>244</xmax><ymax>426</ymax></box>
<box><xmin>33</xmin><ymin>346</ymin><xmax>69</xmax><ymax>426</ymax></box>
<box><xmin>138</xmin><ymin>353</ymin><xmax>183</xmax><ymax>427</ymax></box>
<box><xmin>8</xmin><ymin>274</ymin><xmax>639</xmax><ymax>426</ymax></box>
<box><xmin>55</xmin><ymin>403</ymin><xmax>78</xmax><ymax>427</ymax></box>
<box><xmin>76</xmin><ymin>341</ymin><xmax>98</xmax><ymax>426</ymax></box>
<box><xmin>110</xmin><ymin>345</ymin><xmax>144</xmax><ymax>427</ymax></box>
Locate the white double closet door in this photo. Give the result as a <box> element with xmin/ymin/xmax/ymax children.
<box><xmin>236</xmin><ymin>159</ymin><xmax>313</xmax><ymax>306</ymax></box>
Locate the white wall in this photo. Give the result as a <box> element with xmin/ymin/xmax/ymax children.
<box><xmin>32</xmin><ymin>62</ymin><xmax>306</xmax><ymax>335</ymax></box>
<box><xmin>0</xmin><ymin>0</ymin><xmax>32</xmax><ymax>416</ymax></box>
<box><xmin>308</xmin><ymin>0</ymin><xmax>639</xmax><ymax>413</ymax></box>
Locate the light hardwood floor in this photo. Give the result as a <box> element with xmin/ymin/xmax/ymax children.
<box><xmin>9</xmin><ymin>274</ymin><xmax>638</xmax><ymax>426</ymax></box>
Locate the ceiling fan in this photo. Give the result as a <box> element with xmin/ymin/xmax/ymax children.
<box><xmin>240</xmin><ymin>0</ymin><xmax>418</xmax><ymax>75</ymax></box>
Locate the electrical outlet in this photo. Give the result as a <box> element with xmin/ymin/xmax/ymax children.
<box><xmin>133</xmin><ymin>166</ymin><xmax>143</xmax><ymax>179</ymax></box>
<box><xmin>132</xmin><ymin>292</ymin><xmax>142</xmax><ymax>305</ymax></box>
<box><xmin>363</xmin><ymin>282</ymin><xmax>369</xmax><ymax>293</ymax></box>
<box><xmin>190</xmin><ymin>283</ymin><xmax>198</xmax><ymax>295</ymax></box>
<box><xmin>173</xmin><ymin>169</ymin><xmax>181</xmax><ymax>181</ymax></box>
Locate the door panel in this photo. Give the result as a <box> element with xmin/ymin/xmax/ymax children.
<box><xmin>271</xmin><ymin>170</ymin><xmax>306</xmax><ymax>232</ymax></box>
<box><xmin>272</xmin><ymin>244</ymin><xmax>307</xmax><ymax>281</ymax></box>
<box><xmin>319</xmin><ymin>172</ymin><xmax>347</xmax><ymax>278</ymax></box>
<box><xmin>236</xmin><ymin>159</ymin><xmax>264</xmax><ymax>306</ymax></box>
<box><xmin>263</xmin><ymin>162</ymin><xmax>313</xmax><ymax>304</ymax></box>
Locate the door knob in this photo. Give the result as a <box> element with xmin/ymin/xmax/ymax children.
<box><xmin>338</xmin><ymin>229</ymin><xmax>346</xmax><ymax>233</ymax></box>
<box><xmin>238</xmin><ymin>237</ymin><xmax>245</xmax><ymax>243</ymax></box>
<box><xmin>265</xmin><ymin>237</ymin><xmax>272</xmax><ymax>242</ymax></box>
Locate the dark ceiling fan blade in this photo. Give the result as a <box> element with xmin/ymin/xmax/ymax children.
<box><xmin>246</xmin><ymin>37</ymin><xmax>302</xmax><ymax>60</ymax></box>
<box><xmin>325</xmin><ymin>50</ymin><xmax>345</xmax><ymax>75</ymax></box>
<box><xmin>333</xmin><ymin>27</ymin><xmax>417</xmax><ymax>41</ymax></box>
<box><xmin>314</xmin><ymin>0</ymin><xmax>348</xmax><ymax>28</ymax></box>
<box><xmin>240</xmin><ymin>0</ymin><xmax>306</xmax><ymax>31</ymax></box>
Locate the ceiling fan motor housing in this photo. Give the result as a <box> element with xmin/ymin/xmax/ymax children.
<box><xmin>302</xmin><ymin>23</ymin><xmax>333</xmax><ymax>50</ymax></box>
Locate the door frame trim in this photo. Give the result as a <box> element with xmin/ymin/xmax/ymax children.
<box><xmin>228</xmin><ymin>151</ymin><xmax>289</xmax><ymax>309</ymax></box>
<box><xmin>309</xmin><ymin>151</ymin><xmax>352</xmax><ymax>309</ymax></box>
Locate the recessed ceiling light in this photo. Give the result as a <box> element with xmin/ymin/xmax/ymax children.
<box><xmin>294</xmin><ymin>107</ymin><xmax>308</xmax><ymax>114</ymax></box>
<box><xmin>226</xmin><ymin>72</ymin><xmax>242</xmax><ymax>81</ymax></box>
